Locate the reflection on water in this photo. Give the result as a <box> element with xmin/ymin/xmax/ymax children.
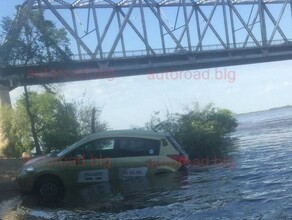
<box><xmin>22</xmin><ymin>172</ymin><xmax>188</xmax><ymax>211</ymax></box>
<box><xmin>65</xmin><ymin>172</ymin><xmax>188</xmax><ymax>211</ymax></box>
<box><xmin>15</xmin><ymin>107</ymin><xmax>292</xmax><ymax>219</ymax></box>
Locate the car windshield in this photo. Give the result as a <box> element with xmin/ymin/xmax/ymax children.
<box><xmin>56</xmin><ymin>135</ymin><xmax>90</xmax><ymax>157</ymax></box>
<box><xmin>56</xmin><ymin>143</ymin><xmax>76</xmax><ymax>157</ymax></box>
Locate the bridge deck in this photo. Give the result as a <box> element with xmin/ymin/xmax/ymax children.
<box><xmin>1</xmin><ymin>41</ymin><xmax>292</xmax><ymax>90</ymax></box>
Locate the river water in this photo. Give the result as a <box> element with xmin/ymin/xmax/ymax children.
<box><xmin>3</xmin><ymin>107</ymin><xmax>292</xmax><ymax>219</ymax></box>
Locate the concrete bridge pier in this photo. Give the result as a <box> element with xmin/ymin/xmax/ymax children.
<box><xmin>0</xmin><ymin>85</ymin><xmax>11</xmax><ymax>156</ymax></box>
<box><xmin>0</xmin><ymin>85</ymin><xmax>11</xmax><ymax>106</ymax></box>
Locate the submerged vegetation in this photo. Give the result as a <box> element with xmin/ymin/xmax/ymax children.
<box><xmin>146</xmin><ymin>103</ymin><xmax>238</xmax><ymax>159</ymax></box>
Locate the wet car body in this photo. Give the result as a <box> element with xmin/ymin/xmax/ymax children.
<box><xmin>17</xmin><ymin>130</ymin><xmax>189</xmax><ymax>199</ymax></box>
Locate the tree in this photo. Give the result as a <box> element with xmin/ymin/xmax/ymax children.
<box><xmin>74</xmin><ymin>99</ymin><xmax>108</xmax><ymax>137</ymax></box>
<box><xmin>0</xmin><ymin>8</ymin><xmax>72</xmax><ymax>155</ymax></box>
<box><xmin>0</xmin><ymin>91</ymin><xmax>109</xmax><ymax>157</ymax></box>
<box><xmin>0</xmin><ymin>92</ymin><xmax>79</xmax><ymax>156</ymax></box>
<box><xmin>146</xmin><ymin>102</ymin><xmax>238</xmax><ymax>159</ymax></box>
<box><xmin>0</xmin><ymin>9</ymin><xmax>71</xmax><ymax>65</ymax></box>
<box><xmin>0</xmin><ymin>105</ymin><xmax>29</xmax><ymax>157</ymax></box>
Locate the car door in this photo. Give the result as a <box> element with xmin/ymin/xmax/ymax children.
<box><xmin>115</xmin><ymin>137</ymin><xmax>160</xmax><ymax>178</ymax></box>
<box><xmin>59</xmin><ymin>138</ymin><xmax>116</xmax><ymax>186</ymax></box>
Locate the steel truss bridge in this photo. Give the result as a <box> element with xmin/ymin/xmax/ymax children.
<box><xmin>1</xmin><ymin>0</ymin><xmax>292</xmax><ymax>89</ymax></box>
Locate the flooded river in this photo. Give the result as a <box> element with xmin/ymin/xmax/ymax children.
<box><xmin>2</xmin><ymin>107</ymin><xmax>292</xmax><ymax>219</ymax></box>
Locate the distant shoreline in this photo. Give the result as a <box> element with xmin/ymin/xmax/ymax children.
<box><xmin>236</xmin><ymin>105</ymin><xmax>292</xmax><ymax>116</ymax></box>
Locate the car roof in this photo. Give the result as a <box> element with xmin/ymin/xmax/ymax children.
<box><xmin>77</xmin><ymin>129</ymin><xmax>169</xmax><ymax>149</ymax></box>
<box><xmin>87</xmin><ymin>129</ymin><xmax>169</xmax><ymax>140</ymax></box>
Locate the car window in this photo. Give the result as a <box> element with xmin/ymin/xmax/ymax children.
<box><xmin>65</xmin><ymin>138</ymin><xmax>115</xmax><ymax>160</ymax></box>
<box><xmin>116</xmin><ymin>138</ymin><xmax>160</xmax><ymax>157</ymax></box>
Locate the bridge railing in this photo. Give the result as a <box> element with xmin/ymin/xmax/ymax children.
<box><xmin>71</xmin><ymin>39</ymin><xmax>290</xmax><ymax>62</ymax></box>
<box><xmin>9</xmin><ymin>39</ymin><xmax>290</xmax><ymax>65</ymax></box>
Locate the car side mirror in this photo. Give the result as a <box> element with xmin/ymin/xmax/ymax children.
<box><xmin>75</xmin><ymin>154</ymin><xmax>84</xmax><ymax>165</ymax></box>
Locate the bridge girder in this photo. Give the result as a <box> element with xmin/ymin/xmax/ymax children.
<box><xmin>5</xmin><ymin>0</ymin><xmax>292</xmax><ymax>60</ymax></box>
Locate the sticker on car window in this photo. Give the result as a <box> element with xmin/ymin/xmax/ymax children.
<box><xmin>78</xmin><ymin>169</ymin><xmax>109</xmax><ymax>183</ymax></box>
<box><xmin>119</xmin><ymin>167</ymin><xmax>148</xmax><ymax>178</ymax></box>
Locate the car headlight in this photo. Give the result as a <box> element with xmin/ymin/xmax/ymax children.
<box><xmin>19</xmin><ymin>166</ymin><xmax>35</xmax><ymax>176</ymax></box>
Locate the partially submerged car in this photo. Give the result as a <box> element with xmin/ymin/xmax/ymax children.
<box><xmin>17</xmin><ymin>130</ymin><xmax>189</xmax><ymax>199</ymax></box>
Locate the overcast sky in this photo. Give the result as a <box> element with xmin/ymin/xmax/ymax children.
<box><xmin>2</xmin><ymin>1</ymin><xmax>292</xmax><ymax>129</ymax></box>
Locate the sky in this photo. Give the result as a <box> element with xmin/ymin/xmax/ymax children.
<box><xmin>1</xmin><ymin>1</ymin><xmax>292</xmax><ymax>129</ymax></box>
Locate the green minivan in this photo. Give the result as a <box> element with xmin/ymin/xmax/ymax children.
<box><xmin>17</xmin><ymin>130</ymin><xmax>189</xmax><ymax>199</ymax></box>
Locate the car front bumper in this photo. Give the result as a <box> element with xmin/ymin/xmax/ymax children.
<box><xmin>16</xmin><ymin>174</ymin><xmax>35</xmax><ymax>193</ymax></box>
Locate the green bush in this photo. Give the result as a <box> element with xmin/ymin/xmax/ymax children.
<box><xmin>146</xmin><ymin>103</ymin><xmax>238</xmax><ymax>160</ymax></box>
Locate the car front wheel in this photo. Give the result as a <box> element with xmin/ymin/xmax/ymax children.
<box><xmin>36</xmin><ymin>176</ymin><xmax>64</xmax><ymax>201</ymax></box>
